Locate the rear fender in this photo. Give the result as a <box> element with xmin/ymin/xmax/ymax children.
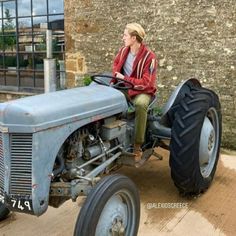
<box><xmin>160</xmin><ymin>78</ymin><xmax>201</xmax><ymax>126</ymax></box>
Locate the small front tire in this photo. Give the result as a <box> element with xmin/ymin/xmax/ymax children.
<box><xmin>0</xmin><ymin>202</ymin><xmax>10</xmax><ymax>221</ymax></box>
<box><xmin>74</xmin><ymin>174</ymin><xmax>140</xmax><ymax>236</ymax></box>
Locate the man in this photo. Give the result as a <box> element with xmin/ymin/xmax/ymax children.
<box><xmin>113</xmin><ymin>23</ymin><xmax>157</xmax><ymax>163</ymax></box>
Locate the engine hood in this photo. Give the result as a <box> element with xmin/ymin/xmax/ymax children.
<box><xmin>0</xmin><ymin>85</ymin><xmax>128</xmax><ymax>132</ymax></box>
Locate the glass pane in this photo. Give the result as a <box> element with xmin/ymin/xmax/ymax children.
<box><xmin>33</xmin><ymin>0</ymin><xmax>47</xmax><ymax>16</ymax></box>
<box><xmin>52</xmin><ymin>43</ymin><xmax>61</xmax><ymax>53</ymax></box>
<box><xmin>19</xmin><ymin>35</ymin><xmax>33</xmax><ymax>53</ymax></box>
<box><xmin>18</xmin><ymin>17</ymin><xmax>32</xmax><ymax>35</ymax></box>
<box><xmin>0</xmin><ymin>75</ymin><xmax>6</xmax><ymax>86</ymax></box>
<box><xmin>0</xmin><ymin>3</ymin><xmax>2</xmax><ymax>19</ymax></box>
<box><xmin>24</xmin><ymin>43</ymin><xmax>33</xmax><ymax>53</ymax></box>
<box><xmin>33</xmin><ymin>16</ymin><xmax>47</xmax><ymax>32</ymax></box>
<box><xmin>6</xmin><ymin>72</ymin><xmax>18</xmax><ymax>86</ymax></box>
<box><xmin>19</xmin><ymin>53</ymin><xmax>33</xmax><ymax>69</ymax></box>
<box><xmin>0</xmin><ymin>54</ymin><xmax>4</xmax><ymax>68</ymax></box>
<box><xmin>34</xmin><ymin>34</ymin><xmax>46</xmax><ymax>52</ymax></box>
<box><xmin>2</xmin><ymin>35</ymin><xmax>16</xmax><ymax>52</ymax></box>
<box><xmin>3</xmin><ymin>16</ymin><xmax>15</xmax><ymax>32</ymax></box>
<box><xmin>35</xmin><ymin>72</ymin><xmax>44</xmax><ymax>87</ymax></box>
<box><xmin>34</xmin><ymin>53</ymin><xmax>45</xmax><ymax>70</ymax></box>
<box><xmin>18</xmin><ymin>0</ymin><xmax>31</xmax><ymax>17</ymax></box>
<box><xmin>18</xmin><ymin>53</ymin><xmax>30</xmax><ymax>69</ymax></box>
<box><xmin>3</xmin><ymin>1</ymin><xmax>15</xmax><ymax>18</ymax></box>
<box><xmin>4</xmin><ymin>53</ymin><xmax>16</xmax><ymax>67</ymax></box>
<box><xmin>4</xmin><ymin>52</ymin><xmax>17</xmax><ymax>86</ymax></box>
<box><xmin>0</xmin><ymin>35</ymin><xmax>4</xmax><ymax>52</ymax></box>
<box><xmin>49</xmin><ymin>15</ymin><xmax>64</xmax><ymax>30</ymax></box>
<box><xmin>19</xmin><ymin>71</ymin><xmax>34</xmax><ymax>87</ymax></box>
<box><xmin>49</xmin><ymin>0</ymin><xmax>64</xmax><ymax>14</ymax></box>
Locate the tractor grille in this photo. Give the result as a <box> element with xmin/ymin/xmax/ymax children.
<box><xmin>0</xmin><ymin>132</ymin><xmax>4</xmax><ymax>195</ymax></box>
<box><xmin>10</xmin><ymin>134</ymin><xmax>33</xmax><ymax>195</ymax></box>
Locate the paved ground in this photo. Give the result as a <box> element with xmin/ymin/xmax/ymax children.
<box><xmin>0</xmin><ymin>148</ymin><xmax>236</xmax><ymax>236</ymax></box>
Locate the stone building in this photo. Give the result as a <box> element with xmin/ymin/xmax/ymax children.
<box><xmin>0</xmin><ymin>0</ymin><xmax>235</xmax><ymax>149</ymax></box>
<box><xmin>64</xmin><ymin>0</ymin><xmax>236</xmax><ymax>149</ymax></box>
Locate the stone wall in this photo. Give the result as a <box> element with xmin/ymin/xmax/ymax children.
<box><xmin>64</xmin><ymin>0</ymin><xmax>236</xmax><ymax>149</ymax></box>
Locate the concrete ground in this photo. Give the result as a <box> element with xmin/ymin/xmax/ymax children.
<box><xmin>0</xmin><ymin>148</ymin><xmax>236</xmax><ymax>236</ymax></box>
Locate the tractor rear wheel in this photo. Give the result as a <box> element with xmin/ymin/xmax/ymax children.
<box><xmin>169</xmin><ymin>87</ymin><xmax>222</xmax><ymax>195</ymax></box>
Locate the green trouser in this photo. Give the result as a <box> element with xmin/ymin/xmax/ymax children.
<box><xmin>132</xmin><ymin>94</ymin><xmax>151</xmax><ymax>144</ymax></box>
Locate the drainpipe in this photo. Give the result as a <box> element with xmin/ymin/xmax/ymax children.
<box><xmin>44</xmin><ymin>30</ymin><xmax>56</xmax><ymax>92</ymax></box>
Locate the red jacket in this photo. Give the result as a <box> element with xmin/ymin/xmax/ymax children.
<box><xmin>113</xmin><ymin>44</ymin><xmax>157</xmax><ymax>97</ymax></box>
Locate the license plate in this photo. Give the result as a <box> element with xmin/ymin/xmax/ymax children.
<box><xmin>7</xmin><ymin>197</ymin><xmax>33</xmax><ymax>213</ymax></box>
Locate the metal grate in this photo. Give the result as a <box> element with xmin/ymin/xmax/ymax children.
<box><xmin>0</xmin><ymin>132</ymin><xmax>4</xmax><ymax>194</ymax></box>
<box><xmin>10</xmin><ymin>134</ymin><xmax>32</xmax><ymax>195</ymax></box>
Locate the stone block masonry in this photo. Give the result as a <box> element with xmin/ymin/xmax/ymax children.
<box><xmin>64</xmin><ymin>0</ymin><xmax>236</xmax><ymax>149</ymax></box>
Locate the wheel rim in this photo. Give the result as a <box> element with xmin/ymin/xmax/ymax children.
<box><xmin>199</xmin><ymin>107</ymin><xmax>219</xmax><ymax>178</ymax></box>
<box><xmin>95</xmin><ymin>189</ymin><xmax>136</xmax><ymax>236</ymax></box>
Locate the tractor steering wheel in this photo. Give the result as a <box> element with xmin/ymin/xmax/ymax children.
<box><xmin>91</xmin><ymin>74</ymin><xmax>135</xmax><ymax>90</ymax></box>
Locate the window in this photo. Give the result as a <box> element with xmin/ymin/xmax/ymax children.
<box><xmin>0</xmin><ymin>0</ymin><xmax>64</xmax><ymax>92</ymax></box>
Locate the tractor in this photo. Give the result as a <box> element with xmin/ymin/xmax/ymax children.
<box><xmin>0</xmin><ymin>74</ymin><xmax>221</xmax><ymax>235</ymax></box>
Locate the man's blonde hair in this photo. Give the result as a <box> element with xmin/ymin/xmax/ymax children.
<box><xmin>125</xmin><ymin>23</ymin><xmax>146</xmax><ymax>43</ymax></box>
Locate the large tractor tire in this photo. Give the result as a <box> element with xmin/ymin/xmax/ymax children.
<box><xmin>169</xmin><ymin>87</ymin><xmax>222</xmax><ymax>195</ymax></box>
<box><xmin>0</xmin><ymin>202</ymin><xmax>10</xmax><ymax>221</ymax></box>
<box><xmin>74</xmin><ymin>174</ymin><xmax>140</xmax><ymax>236</ymax></box>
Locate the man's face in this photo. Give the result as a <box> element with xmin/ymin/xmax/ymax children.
<box><xmin>122</xmin><ymin>29</ymin><xmax>136</xmax><ymax>47</ymax></box>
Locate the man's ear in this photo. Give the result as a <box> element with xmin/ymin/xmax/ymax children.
<box><xmin>131</xmin><ymin>35</ymin><xmax>137</xmax><ymax>42</ymax></box>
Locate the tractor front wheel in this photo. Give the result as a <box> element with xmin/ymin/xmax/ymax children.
<box><xmin>74</xmin><ymin>174</ymin><xmax>140</xmax><ymax>236</ymax></box>
<box><xmin>0</xmin><ymin>202</ymin><xmax>10</xmax><ymax>221</ymax></box>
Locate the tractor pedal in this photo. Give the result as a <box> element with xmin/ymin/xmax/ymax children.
<box><xmin>135</xmin><ymin>149</ymin><xmax>153</xmax><ymax>168</ymax></box>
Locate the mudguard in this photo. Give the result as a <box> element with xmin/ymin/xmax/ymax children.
<box><xmin>160</xmin><ymin>78</ymin><xmax>201</xmax><ymax>126</ymax></box>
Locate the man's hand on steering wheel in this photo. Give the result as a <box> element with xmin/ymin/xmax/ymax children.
<box><xmin>91</xmin><ymin>74</ymin><xmax>144</xmax><ymax>91</ymax></box>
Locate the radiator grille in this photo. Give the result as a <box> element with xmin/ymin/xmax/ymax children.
<box><xmin>10</xmin><ymin>134</ymin><xmax>32</xmax><ymax>195</ymax></box>
<box><xmin>0</xmin><ymin>132</ymin><xmax>4</xmax><ymax>194</ymax></box>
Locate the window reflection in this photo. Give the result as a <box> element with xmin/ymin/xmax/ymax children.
<box><xmin>3</xmin><ymin>1</ymin><xmax>15</xmax><ymax>18</ymax></box>
<box><xmin>49</xmin><ymin>0</ymin><xmax>63</xmax><ymax>14</ymax></box>
<box><xmin>18</xmin><ymin>17</ymin><xmax>32</xmax><ymax>31</ymax></box>
<box><xmin>3</xmin><ymin>17</ymin><xmax>15</xmax><ymax>32</ymax></box>
<box><xmin>49</xmin><ymin>15</ymin><xmax>64</xmax><ymax>30</ymax></box>
<box><xmin>33</xmin><ymin>0</ymin><xmax>47</xmax><ymax>16</ymax></box>
<box><xmin>19</xmin><ymin>70</ymin><xmax>34</xmax><ymax>87</ymax></box>
<box><xmin>33</xmin><ymin>16</ymin><xmax>47</xmax><ymax>32</ymax></box>
<box><xmin>18</xmin><ymin>0</ymin><xmax>31</xmax><ymax>17</ymax></box>
<box><xmin>34</xmin><ymin>34</ymin><xmax>46</xmax><ymax>52</ymax></box>
<box><xmin>0</xmin><ymin>0</ymin><xmax>64</xmax><ymax>90</ymax></box>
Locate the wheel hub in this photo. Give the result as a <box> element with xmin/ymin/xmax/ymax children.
<box><xmin>208</xmin><ymin>130</ymin><xmax>215</xmax><ymax>151</ymax></box>
<box><xmin>95</xmin><ymin>195</ymin><xmax>127</xmax><ymax>236</ymax></box>
<box><xmin>110</xmin><ymin>217</ymin><xmax>125</xmax><ymax>236</ymax></box>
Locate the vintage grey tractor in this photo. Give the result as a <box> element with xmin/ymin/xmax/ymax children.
<box><xmin>0</xmin><ymin>74</ymin><xmax>221</xmax><ymax>235</ymax></box>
